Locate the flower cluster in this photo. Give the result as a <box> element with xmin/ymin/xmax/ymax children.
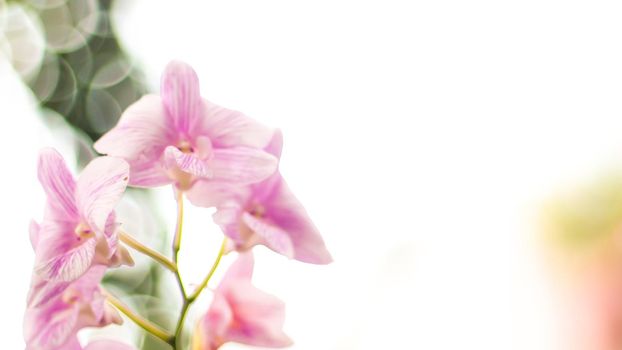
<box><xmin>24</xmin><ymin>61</ymin><xmax>331</xmax><ymax>350</ymax></box>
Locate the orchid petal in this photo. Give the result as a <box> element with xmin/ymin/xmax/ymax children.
<box><xmin>203</xmin><ymin>101</ymin><xmax>274</xmax><ymax>149</ymax></box>
<box><xmin>94</xmin><ymin>94</ymin><xmax>171</xmax><ymax>161</ymax></box>
<box><xmin>210</xmin><ymin>253</ymin><xmax>292</xmax><ymax>348</ymax></box>
<box><xmin>164</xmin><ymin>146</ymin><xmax>212</xmax><ymax>178</ymax></box>
<box><xmin>27</xmin><ymin>274</ymin><xmax>69</xmax><ymax>308</ymax></box>
<box><xmin>264</xmin><ymin>129</ymin><xmax>283</xmax><ymax>159</ymax></box>
<box><xmin>34</xmin><ymin>220</ymin><xmax>98</xmax><ymax>282</ymax></box>
<box><xmin>161</xmin><ymin>61</ymin><xmax>204</xmax><ymax>135</ymax></box>
<box><xmin>108</xmin><ymin>244</ymin><xmax>135</xmax><ymax>268</ymax></box>
<box><xmin>61</xmin><ymin>337</ymin><xmax>84</xmax><ymax>350</ymax></box>
<box><xmin>101</xmin><ymin>213</ymin><xmax>119</xmax><ymax>259</ymax></box>
<box><xmin>128</xmin><ymin>158</ymin><xmax>172</xmax><ymax>188</ymax></box>
<box><xmin>24</xmin><ymin>302</ymin><xmax>79</xmax><ymax>350</ymax></box>
<box><xmin>203</xmin><ymin>291</ymin><xmax>233</xmax><ymax>343</ymax></box>
<box><xmin>225</xmin><ymin>282</ymin><xmax>293</xmax><ymax>348</ymax></box>
<box><xmin>84</xmin><ymin>340</ymin><xmax>136</xmax><ymax>350</ymax></box>
<box><xmin>195</xmin><ymin>136</ymin><xmax>214</xmax><ymax>159</ymax></box>
<box><xmin>76</xmin><ymin>157</ymin><xmax>129</xmax><ymax>233</ymax></box>
<box><xmin>210</xmin><ymin>148</ymin><xmax>277</xmax><ymax>185</ymax></box>
<box><xmin>212</xmin><ymin>203</ymin><xmax>246</xmax><ymax>244</ymax></box>
<box><xmin>30</xmin><ymin>220</ymin><xmax>41</xmax><ymax>250</ymax></box>
<box><xmin>242</xmin><ymin>213</ymin><xmax>295</xmax><ymax>259</ymax></box>
<box><xmin>37</xmin><ymin>148</ymin><xmax>78</xmax><ymax>220</ymax></box>
<box><xmin>221</xmin><ymin>251</ymin><xmax>255</xmax><ymax>285</ymax></box>
<box><xmin>70</xmin><ymin>265</ymin><xmax>106</xmax><ymax>295</ymax></box>
<box><xmin>185</xmin><ymin>180</ymin><xmax>246</xmax><ymax>208</ymax></box>
<box><xmin>266</xmin><ymin>179</ymin><xmax>333</xmax><ymax>264</ymax></box>
<box><xmin>103</xmin><ymin>302</ymin><xmax>124</xmax><ymax>325</ymax></box>
<box><xmin>87</xmin><ymin>292</ymin><xmax>107</xmax><ymax>327</ymax></box>
<box><xmin>199</xmin><ymin>253</ymin><xmax>292</xmax><ymax>349</ymax></box>
<box><xmin>249</xmin><ymin>130</ymin><xmax>285</xmax><ymax>201</ymax></box>
<box><xmin>71</xmin><ymin>267</ymin><xmax>108</xmax><ymax>325</ymax></box>
<box><xmin>25</xmin><ymin>266</ymin><xmax>111</xmax><ymax>350</ymax></box>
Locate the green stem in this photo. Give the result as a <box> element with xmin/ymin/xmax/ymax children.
<box><xmin>119</xmin><ymin>231</ymin><xmax>177</xmax><ymax>273</ymax></box>
<box><xmin>172</xmin><ymin>237</ymin><xmax>228</xmax><ymax>349</ymax></box>
<box><xmin>188</xmin><ymin>238</ymin><xmax>228</xmax><ymax>302</ymax></box>
<box><xmin>171</xmin><ymin>191</ymin><xmax>187</xmax><ymax>349</ymax></box>
<box><xmin>169</xmin><ymin>191</ymin><xmax>228</xmax><ymax>349</ymax></box>
<box><xmin>173</xmin><ymin>299</ymin><xmax>191</xmax><ymax>349</ymax></box>
<box><xmin>105</xmin><ymin>290</ymin><xmax>173</xmax><ymax>345</ymax></box>
<box><xmin>172</xmin><ymin>191</ymin><xmax>187</xmax><ymax>299</ymax></box>
<box><xmin>172</xmin><ymin>190</ymin><xmax>184</xmax><ymax>264</ymax></box>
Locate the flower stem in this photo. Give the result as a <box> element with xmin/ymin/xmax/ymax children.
<box><xmin>172</xmin><ymin>191</ymin><xmax>187</xmax><ymax>299</ymax></box>
<box><xmin>173</xmin><ymin>237</ymin><xmax>228</xmax><ymax>349</ymax></box>
<box><xmin>172</xmin><ymin>190</ymin><xmax>184</xmax><ymax>263</ymax></box>
<box><xmin>104</xmin><ymin>290</ymin><xmax>173</xmax><ymax>345</ymax></box>
<box><xmin>189</xmin><ymin>237</ymin><xmax>227</xmax><ymax>302</ymax></box>
<box><xmin>119</xmin><ymin>231</ymin><xmax>177</xmax><ymax>273</ymax></box>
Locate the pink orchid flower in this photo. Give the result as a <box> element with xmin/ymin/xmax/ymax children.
<box><xmin>82</xmin><ymin>340</ymin><xmax>136</xmax><ymax>350</ymax></box>
<box><xmin>191</xmin><ymin>131</ymin><xmax>332</xmax><ymax>264</ymax></box>
<box><xmin>25</xmin><ymin>222</ymin><xmax>122</xmax><ymax>350</ymax></box>
<box><xmin>192</xmin><ymin>253</ymin><xmax>292</xmax><ymax>350</ymax></box>
<box><xmin>94</xmin><ymin>61</ymin><xmax>278</xmax><ymax>204</ymax></box>
<box><xmin>24</xmin><ymin>265</ymin><xmax>122</xmax><ymax>350</ymax></box>
<box><xmin>34</xmin><ymin>148</ymin><xmax>132</xmax><ymax>282</ymax></box>
<box><xmin>29</xmin><ymin>338</ymin><xmax>135</xmax><ymax>350</ymax></box>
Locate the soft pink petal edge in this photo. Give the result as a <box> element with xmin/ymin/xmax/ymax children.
<box><xmin>203</xmin><ymin>101</ymin><xmax>274</xmax><ymax>149</ymax></box>
<box><xmin>160</xmin><ymin>61</ymin><xmax>204</xmax><ymax>136</ymax></box>
<box><xmin>242</xmin><ymin>213</ymin><xmax>295</xmax><ymax>259</ymax></box>
<box><xmin>34</xmin><ymin>230</ymin><xmax>98</xmax><ymax>282</ymax></box>
<box><xmin>38</xmin><ymin>148</ymin><xmax>78</xmax><ymax>220</ymax></box>
<box><xmin>76</xmin><ymin>157</ymin><xmax>129</xmax><ymax>233</ymax></box>
<box><xmin>210</xmin><ymin>148</ymin><xmax>278</xmax><ymax>185</ymax></box>
<box><xmin>93</xmin><ymin>94</ymin><xmax>171</xmax><ymax>161</ymax></box>
<box><xmin>269</xmin><ymin>180</ymin><xmax>333</xmax><ymax>264</ymax></box>
<box><xmin>84</xmin><ymin>340</ymin><xmax>136</xmax><ymax>350</ymax></box>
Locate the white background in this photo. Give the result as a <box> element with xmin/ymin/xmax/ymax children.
<box><xmin>3</xmin><ymin>0</ymin><xmax>622</xmax><ymax>349</ymax></box>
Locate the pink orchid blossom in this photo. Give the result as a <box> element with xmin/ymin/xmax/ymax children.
<box><xmin>94</xmin><ymin>61</ymin><xmax>278</xmax><ymax>204</ymax></box>
<box><xmin>25</xmin><ymin>222</ymin><xmax>122</xmax><ymax>350</ymax></box>
<box><xmin>83</xmin><ymin>340</ymin><xmax>136</xmax><ymax>350</ymax></box>
<box><xmin>24</xmin><ymin>265</ymin><xmax>122</xmax><ymax>350</ymax></box>
<box><xmin>191</xmin><ymin>131</ymin><xmax>332</xmax><ymax>264</ymax></box>
<box><xmin>193</xmin><ymin>253</ymin><xmax>292</xmax><ymax>350</ymax></box>
<box><xmin>34</xmin><ymin>148</ymin><xmax>133</xmax><ymax>282</ymax></box>
<box><xmin>26</xmin><ymin>338</ymin><xmax>135</xmax><ymax>350</ymax></box>
<box><xmin>27</xmin><ymin>336</ymin><xmax>136</xmax><ymax>350</ymax></box>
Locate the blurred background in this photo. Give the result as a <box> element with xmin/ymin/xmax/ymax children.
<box><xmin>3</xmin><ymin>0</ymin><xmax>622</xmax><ymax>349</ymax></box>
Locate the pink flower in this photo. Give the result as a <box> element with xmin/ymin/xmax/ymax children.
<box><xmin>34</xmin><ymin>148</ymin><xmax>132</xmax><ymax>282</ymax></box>
<box><xmin>83</xmin><ymin>340</ymin><xmax>136</xmax><ymax>350</ymax></box>
<box><xmin>24</xmin><ymin>265</ymin><xmax>122</xmax><ymax>350</ymax></box>
<box><xmin>191</xmin><ymin>131</ymin><xmax>332</xmax><ymax>264</ymax></box>
<box><xmin>94</xmin><ymin>61</ymin><xmax>278</xmax><ymax>202</ymax></box>
<box><xmin>25</xmin><ymin>222</ymin><xmax>122</xmax><ymax>350</ymax></box>
<box><xmin>192</xmin><ymin>253</ymin><xmax>292</xmax><ymax>350</ymax></box>
<box><xmin>26</xmin><ymin>338</ymin><xmax>135</xmax><ymax>350</ymax></box>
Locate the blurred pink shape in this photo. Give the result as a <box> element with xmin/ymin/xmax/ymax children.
<box><xmin>193</xmin><ymin>253</ymin><xmax>292</xmax><ymax>350</ymax></box>
<box><xmin>83</xmin><ymin>340</ymin><xmax>136</xmax><ymax>350</ymax></box>
<box><xmin>561</xmin><ymin>256</ymin><xmax>622</xmax><ymax>350</ymax></box>
<box><xmin>24</xmin><ymin>265</ymin><xmax>122</xmax><ymax>350</ymax></box>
